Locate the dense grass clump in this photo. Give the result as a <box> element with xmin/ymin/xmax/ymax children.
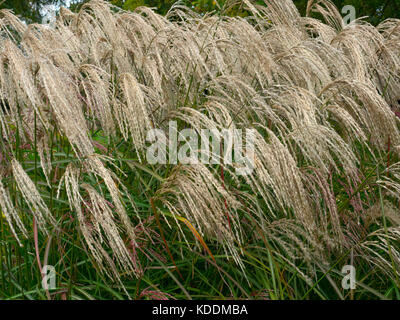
<box><xmin>1</xmin><ymin>0</ymin><xmax>400</xmax><ymax>299</ymax></box>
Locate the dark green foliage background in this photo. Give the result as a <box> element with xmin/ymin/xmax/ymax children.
<box><xmin>2</xmin><ymin>0</ymin><xmax>400</xmax><ymax>24</ymax></box>
<box><xmin>0</xmin><ymin>0</ymin><xmax>64</xmax><ymax>23</ymax></box>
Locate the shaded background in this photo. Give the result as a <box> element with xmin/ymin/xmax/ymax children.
<box><xmin>0</xmin><ymin>0</ymin><xmax>399</xmax><ymax>25</ymax></box>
